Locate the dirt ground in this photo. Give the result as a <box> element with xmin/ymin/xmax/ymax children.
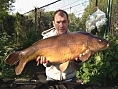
<box><xmin>0</xmin><ymin>83</ymin><xmax>118</xmax><ymax>89</ymax></box>
<box><xmin>1</xmin><ymin>61</ymin><xmax>118</xmax><ymax>89</ymax></box>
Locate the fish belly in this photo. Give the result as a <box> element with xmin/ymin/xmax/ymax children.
<box><xmin>36</xmin><ymin>43</ymin><xmax>86</xmax><ymax>63</ymax></box>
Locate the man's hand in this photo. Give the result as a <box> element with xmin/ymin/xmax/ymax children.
<box><xmin>36</xmin><ymin>49</ymin><xmax>90</xmax><ymax>66</ymax></box>
<box><xmin>36</xmin><ymin>56</ymin><xmax>50</xmax><ymax>66</ymax></box>
<box><xmin>75</xmin><ymin>49</ymin><xmax>91</xmax><ymax>62</ymax></box>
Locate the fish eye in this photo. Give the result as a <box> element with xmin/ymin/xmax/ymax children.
<box><xmin>98</xmin><ymin>39</ymin><xmax>103</xmax><ymax>43</ymax></box>
<box><xmin>99</xmin><ymin>39</ymin><xmax>102</xmax><ymax>42</ymax></box>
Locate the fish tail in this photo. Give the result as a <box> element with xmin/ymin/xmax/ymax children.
<box><xmin>15</xmin><ymin>60</ymin><xmax>26</xmax><ymax>75</ymax></box>
<box><xmin>4</xmin><ymin>51</ymin><xmax>21</xmax><ymax>65</ymax></box>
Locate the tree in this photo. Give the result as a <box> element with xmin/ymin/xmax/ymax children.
<box><xmin>0</xmin><ymin>0</ymin><xmax>15</xmax><ymax>36</ymax></box>
<box><xmin>0</xmin><ymin>0</ymin><xmax>15</xmax><ymax>12</ymax></box>
<box><xmin>68</xmin><ymin>13</ymin><xmax>84</xmax><ymax>32</ymax></box>
<box><xmin>76</xmin><ymin>0</ymin><xmax>118</xmax><ymax>84</ymax></box>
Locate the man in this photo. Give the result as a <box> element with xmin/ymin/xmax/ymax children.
<box><xmin>36</xmin><ymin>9</ymin><xmax>84</xmax><ymax>82</ymax></box>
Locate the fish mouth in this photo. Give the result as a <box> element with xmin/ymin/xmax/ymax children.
<box><xmin>102</xmin><ymin>43</ymin><xmax>110</xmax><ymax>50</ymax></box>
<box><xmin>107</xmin><ymin>43</ymin><xmax>110</xmax><ymax>47</ymax></box>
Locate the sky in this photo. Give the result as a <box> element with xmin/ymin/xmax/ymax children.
<box><xmin>12</xmin><ymin>0</ymin><xmax>89</xmax><ymax>17</ymax></box>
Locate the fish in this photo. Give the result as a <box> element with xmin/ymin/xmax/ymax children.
<box><xmin>4</xmin><ymin>31</ymin><xmax>109</xmax><ymax>75</ymax></box>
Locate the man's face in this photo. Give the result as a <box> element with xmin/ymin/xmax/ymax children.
<box><xmin>53</xmin><ymin>13</ymin><xmax>69</xmax><ymax>35</ymax></box>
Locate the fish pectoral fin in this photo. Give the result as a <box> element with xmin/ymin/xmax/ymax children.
<box><xmin>79</xmin><ymin>49</ymin><xmax>92</xmax><ymax>61</ymax></box>
<box><xmin>4</xmin><ymin>51</ymin><xmax>21</xmax><ymax>65</ymax></box>
<box><xmin>59</xmin><ymin>61</ymin><xmax>69</xmax><ymax>72</ymax></box>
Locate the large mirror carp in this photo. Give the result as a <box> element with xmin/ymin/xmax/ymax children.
<box><xmin>5</xmin><ymin>31</ymin><xmax>109</xmax><ymax>75</ymax></box>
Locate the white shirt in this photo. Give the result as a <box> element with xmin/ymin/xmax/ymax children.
<box><xmin>41</xmin><ymin>27</ymin><xmax>82</xmax><ymax>81</ymax></box>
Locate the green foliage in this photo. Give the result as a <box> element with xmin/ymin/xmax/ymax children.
<box><xmin>69</xmin><ymin>13</ymin><xmax>85</xmax><ymax>31</ymax></box>
<box><xmin>0</xmin><ymin>0</ymin><xmax>15</xmax><ymax>12</ymax></box>
<box><xmin>0</xmin><ymin>13</ymin><xmax>16</xmax><ymax>38</ymax></box>
<box><xmin>82</xmin><ymin>0</ymin><xmax>118</xmax><ymax>32</ymax></box>
<box><xmin>28</xmin><ymin>9</ymin><xmax>84</xmax><ymax>32</ymax></box>
<box><xmin>76</xmin><ymin>34</ymin><xmax>118</xmax><ymax>85</ymax></box>
<box><xmin>13</xmin><ymin>13</ymin><xmax>42</xmax><ymax>47</ymax></box>
<box><xmin>2</xmin><ymin>14</ymin><xmax>15</xmax><ymax>36</ymax></box>
<box><xmin>19</xmin><ymin>28</ymin><xmax>42</xmax><ymax>49</ymax></box>
<box><xmin>0</xmin><ymin>0</ymin><xmax>118</xmax><ymax>85</ymax></box>
<box><xmin>0</xmin><ymin>32</ymin><xmax>17</xmax><ymax>78</ymax></box>
<box><xmin>41</xmin><ymin>11</ymin><xmax>54</xmax><ymax>29</ymax></box>
<box><xmin>27</xmin><ymin>9</ymin><xmax>54</xmax><ymax>32</ymax></box>
<box><xmin>0</xmin><ymin>30</ymin><xmax>41</xmax><ymax>78</ymax></box>
<box><xmin>0</xmin><ymin>12</ymin><xmax>43</xmax><ymax>78</ymax></box>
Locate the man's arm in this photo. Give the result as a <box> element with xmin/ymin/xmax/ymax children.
<box><xmin>70</xmin><ymin>60</ymin><xmax>83</xmax><ymax>70</ymax></box>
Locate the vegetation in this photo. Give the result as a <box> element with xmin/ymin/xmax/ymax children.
<box><xmin>76</xmin><ymin>34</ymin><xmax>118</xmax><ymax>85</ymax></box>
<box><xmin>0</xmin><ymin>0</ymin><xmax>118</xmax><ymax>86</ymax></box>
<box><xmin>75</xmin><ymin>0</ymin><xmax>118</xmax><ymax>85</ymax></box>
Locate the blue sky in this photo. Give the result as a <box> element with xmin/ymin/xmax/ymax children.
<box><xmin>12</xmin><ymin>0</ymin><xmax>89</xmax><ymax>16</ymax></box>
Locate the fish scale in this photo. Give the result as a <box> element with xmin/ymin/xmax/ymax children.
<box><xmin>4</xmin><ymin>31</ymin><xmax>109</xmax><ymax>75</ymax></box>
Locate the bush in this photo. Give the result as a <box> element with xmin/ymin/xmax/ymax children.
<box><xmin>0</xmin><ymin>32</ymin><xmax>17</xmax><ymax>78</ymax></box>
<box><xmin>0</xmin><ymin>28</ymin><xmax>42</xmax><ymax>78</ymax></box>
<box><xmin>76</xmin><ymin>34</ymin><xmax>118</xmax><ymax>85</ymax></box>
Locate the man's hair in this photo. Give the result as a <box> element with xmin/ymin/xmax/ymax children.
<box><xmin>53</xmin><ymin>9</ymin><xmax>69</xmax><ymax>20</ymax></box>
